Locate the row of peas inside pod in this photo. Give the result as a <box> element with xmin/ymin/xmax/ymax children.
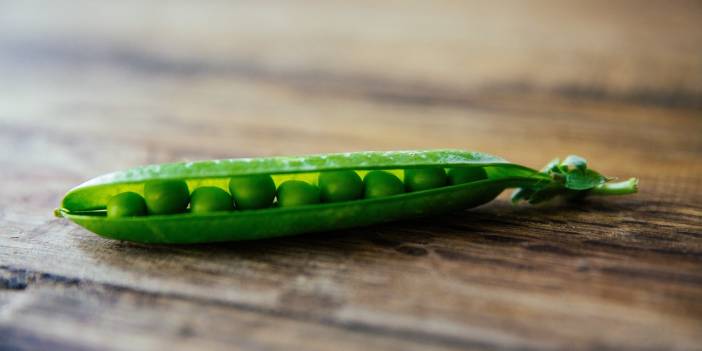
<box><xmin>106</xmin><ymin>167</ymin><xmax>489</xmax><ymax>218</ymax></box>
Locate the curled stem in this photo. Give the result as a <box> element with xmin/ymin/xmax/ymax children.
<box><xmin>590</xmin><ymin>178</ymin><xmax>639</xmax><ymax>196</ymax></box>
<box><xmin>512</xmin><ymin>156</ymin><xmax>638</xmax><ymax>204</ymax></box>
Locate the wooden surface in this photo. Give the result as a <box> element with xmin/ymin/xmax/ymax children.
<box><xmin>1</xmin><ymin>1</ymin><xmax>701</xmax><ymax>350</ymax></box>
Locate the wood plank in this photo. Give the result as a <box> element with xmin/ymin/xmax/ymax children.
<box><xmin>1</xmin><ymin>268</ymin><xmax>465</xmax><ymax>351</ymax></box>
<box><xmin>1</xmin><ymin>1</ymin><xmax>701</xmax><ymax>350</ymax></box>
<box><xmin>1</xmin><ymin>209</ymin><xmax>701</xmax><ymax>350</ymax></box>
<box><xmin>2</xmin><ymin>198</ymin><xmax>702</xmax><ymax>350</ymax></box>
<box><xmin>1</xmin><ymin>48</ymin><xmax>701</xmax><ymax>351</ymax></box>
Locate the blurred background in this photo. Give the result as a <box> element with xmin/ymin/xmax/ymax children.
<box><xmin>2</xmin><ymin>1</ymin><xmax>700</xmax><ymax>170</ymax></box>
<box><xmin>1</xmin><ymin>1</ymin><xmax>701</xmax><ymax>350</ymax></box>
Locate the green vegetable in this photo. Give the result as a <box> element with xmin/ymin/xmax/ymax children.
<box><xmin>107</xmin><ymin>192</ymin><xmax>146</xmax><ymax>218</ymax></box>
<box><xmin>144</xmin><ymin>180</ymin><xmax>189</xmax><ymax>215</ymax></box>
<box><xmin>318</xmin><ymin>170</ymin><xmax>363</xmax><ymax>202</ymax></box>
<box><xmin>448</xmin><ymin>167</ymin><xmax>488</xmax><ymax>185</ymax></box>
<box><xmin>56</xmin><ymin>149</ymin><xmax>638</xmax><ymax>244</ymax></box>
<box><xmin>363</xmin><ymin>171</ymin><xmax>405</xmax><ymax>198</ymax></box>
<box><xmin>190</xmin><ymin>186</ymin><xmax>233</xmax><ymax>213</ymax></box>
<box><xmin>277</xmin><ymin>180</ymin><xmax>321</xmax><ymax>207</ymax></box>
<box><xmin>229</xmin><ymin>174</ymin><xmax>276</xmax><ymax>210</ymax></box>
<box><xmin>404</xmin><ymin>168</ymin><xmax>447</xmax><ymax>192</ymax></box>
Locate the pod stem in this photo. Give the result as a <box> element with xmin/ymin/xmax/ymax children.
<box><xmin>590</xmin><ymin>178</ymin><xmax>639</xmax><ymax>196</ymax></box>
<box><xmin>511</xmin><ymin>156</ymin><xmax>638</xmax><ymax>204</ymax></box>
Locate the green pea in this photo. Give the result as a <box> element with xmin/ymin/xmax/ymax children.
<box><xmin>107</xmin><ymin>192</ymin><xmax>147</xmax><ymax>218</ymax></box>
<box><xmin>447</xmin><ymin>167</ymin><xmax>488</xmax><ymax>185</ymax></box>
<box><xmin>318</xmin><ymin>170</ymin><xmax>363</xmax><ymax>202</ymax></box>
<box><xmin>229</xmin><ymin>174</ymin><xmax>276</xmax><ymax>210</ymax></box>
<box><xmin>277</xmin><ymin>180</ymin><xmax>320</xmax><ymax>207</ymax></box>
<box><xmin>363</xmin><ymin>171</ymin><xmax>404</xmax><ymax>199</ymax></box>
<box><xmin>404</xmin><ymin>168</ymin><xmax>447</xmax><ymax>192</ymax></box>
<box><xmin>144</xmin><ymin>179</ymin><xmax>190</xmax><ymax>215</ymax></box>
<box><xmin>190</xmin><ymin>187</ymin><xmax>233</xmax><ymax>214</ymax></box>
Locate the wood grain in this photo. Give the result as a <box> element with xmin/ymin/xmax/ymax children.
<box><xmin>1</xmin><ymin>1</ymin><xmax>701</xmax><ymax>350</ymax></box>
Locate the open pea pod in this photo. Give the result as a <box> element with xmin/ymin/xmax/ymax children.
<box><xmin>56</xmin><ymin>150</ymin><xmax>638</xmax><ymax>244</ymax></box>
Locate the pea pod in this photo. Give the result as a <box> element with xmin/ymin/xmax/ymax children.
<box><xmin>56</xmin><ymin>150</ymin><xmax>638</xmax><ymax>244</ymax></box>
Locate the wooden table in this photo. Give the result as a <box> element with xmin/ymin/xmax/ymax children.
<box><xmin>1</xmin><ymin>1</ymin><xmax>701</xmax><ymax>350</ymax></box>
